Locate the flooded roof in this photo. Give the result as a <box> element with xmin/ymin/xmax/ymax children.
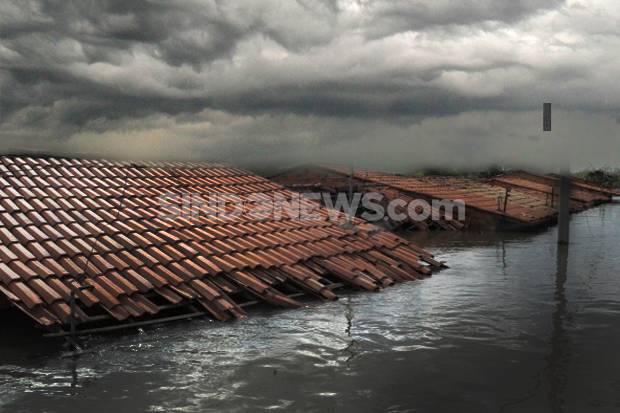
<box><xmin>0</xmin><ymin>156</ymin><xmax>443</xmax><ymax>333</ymax></box>
<box><xmin>562</xmin><ymin>175</ymin><xmax>620</xmax><ymax>197</ymax></box>
<box><xmin>299</xmin><ymin>166</ymin><xmax>559</xmax><ymax>225</ymax></box>
<box><xmin>272</xmin><ymin>166</ymin><xmax>464</xmax><ymax>231</ymax></box>
<box><xmin>378</xmin><ymin>175</ymin><xmax>558</xmax><ymax>224</ymax></box>
<box><xmin>491</xmin><ymin>172</ymin><xmax>613</xmax><ymax>206</ymax></box>
<box><xmin>275</xmin><ymin>165</ymin><xmax>616</xmax><ymax>228</ymax></box>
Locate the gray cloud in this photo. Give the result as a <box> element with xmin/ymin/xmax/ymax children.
<box><xmin>360</xmin><ymin>0</ymin><xmax>566</xmax><ymax>38</ymax></box>
<box><xmin>0</xmin><ymin>0</ymin><xmax>619</xmax><ymax>170</ymax></box>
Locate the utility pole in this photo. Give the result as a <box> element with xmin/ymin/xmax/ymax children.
<box><xmin>544</xmin><ymin>103</ymin><xmax>570</xmax><ymax>244</ymax></box>
<box><xmin>557</xmin><ymin>174</ymin><xmax>571</xmax><ymax>244</ymax></box>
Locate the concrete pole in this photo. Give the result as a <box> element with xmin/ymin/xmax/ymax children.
<box><xmin>544</xmin><ymin>102</ymin><xmax>570</xmax><ymax>244</ymax></box>
<box><xmin>557</xmin><ymin>173</ymin><xmax>571</xmax><ymax>244</ymax></box>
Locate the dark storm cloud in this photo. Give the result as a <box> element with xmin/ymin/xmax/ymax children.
<box><xmin>0</xmin><ymin>0</ymin><xmax>249</xmax><ymax>63</ymax></box>
<box><xmin>0</xmin><ymin>0</ymin><xmax>342</xmax><ymax>131</ymax></box>
<box><xmin>362</xmin><ymin>0</ymin><xmax>566</xmax><ymax>38</ymax></box>
<box><xmin>0</xmin><ymin>0</ymin><xmax>570</xmax><ymax>128</ymax></box>
<box><xmin>216</xmin><ymin>81</ymin><xmax>514</xmax><ymax>119</ymax></box>
<box><xmin>0</xmin><ymin>0</ymin><xmax>618</xmax><ymax>169</ymax></box>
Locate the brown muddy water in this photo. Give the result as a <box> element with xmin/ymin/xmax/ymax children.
<box><xmin>1</xmin><ymin>203</ymin><xmax>620</xmax><ymax>413</ymax></box>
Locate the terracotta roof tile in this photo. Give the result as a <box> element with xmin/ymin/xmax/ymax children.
<box><xmin>0</xmin><ymin>228</ymin><xmax>18</xmax><ymax>244</ymax></box>
<box><xmin>29</xmin><ymin>278</ymin><xmax>63</xmax><ymax>304</ymax></box>
<box><xmin>0</xmin><ymin>263</ymin><xmax>21</xmax><ymax>284</ymax></box>
<box><xmin>0</xmin><ymin>246</ymin><xmax>18</xmax><ymax>263</ymax></box>
<box><xmin>154</xmin><ymin>264</ymin><xmax>186</xmax><ymax>285</ymax></box>
<box><xmin>123</xmin><ymin>269</ymin><xmax>154</xmax><ymax>293</ymax></box>
<box><xmin>10</xmin><ymin>244</ymin><xmax>36</xmax><ymax>262</ymax></box>
<box><xmin>9</xmin><ymin>281</ymin><xmax>44</xmax><ymax>309</ymax></box>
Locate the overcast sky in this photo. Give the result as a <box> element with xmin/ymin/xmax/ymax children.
<box><xmin>1</xmin><ymin>0</ymin><xmax>619</xmax><ymax>172</ymax></box>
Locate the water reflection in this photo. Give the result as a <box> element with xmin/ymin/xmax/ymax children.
<box><xmin>341</xmin><ymin>296</ymin><xmax>358</xmax><ymax>366</ymax></box>
<box><xmin>500</xmin><ymin>240</ymin><xmax>507</xmax><ymax>276</ymax></box>
<box><xmin>68</xmin><ymin>357</ymin><xmax>78</xmax><ymax>393</ymax></box>
<box><xmin>547</xmin><ymin>243</ymin><xmax>570</xmax><ymax>413</ymax></box>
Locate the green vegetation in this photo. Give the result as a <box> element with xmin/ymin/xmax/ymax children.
<box><xmin>575</xmin><ymin>168</ymin><xmax>620</xmax><ymax>189</ymax></box>
<box><xmin>409</xmin><ymin>164</ymin><xmax>505</xmax><ymax>179</ymax></box>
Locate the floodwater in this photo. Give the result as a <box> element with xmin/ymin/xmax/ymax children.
<box><xmin>1</xmin><ymin>203</ymin><xmax>620</xmax><ymax>413</ymax></box>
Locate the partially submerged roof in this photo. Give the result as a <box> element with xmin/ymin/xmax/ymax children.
<box><xmin>560</xmin><ymin>174</ymin><xmax>620</xmax><ymax>197</ymax></box>
<box><xmin>274</xmin><ymin>165</ymin><xmax>616</xmax><ymax>229</ymax></box>
<box><xmin>491</xmin><ymin>171</ymin><xmax>614</xmax><ymax>207</ymax></box>
<box><xmin>406</xmin><ymin>175</ymin><xmax>561</xmax><ymax>224</ymax></box>
<box><xmin>277</xmin><ymin>165</ymin><xmax>559</xmax><ymax>227</ymax></box>
<box><xmin>0</xmin><ymin>156</ymin><xmax>443</xmax><ymax>333</ymax></box>
<box><xmin>271</xmin><ymin>165</ymin><xmax>464</xmax><ymax>231</ymax></box>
